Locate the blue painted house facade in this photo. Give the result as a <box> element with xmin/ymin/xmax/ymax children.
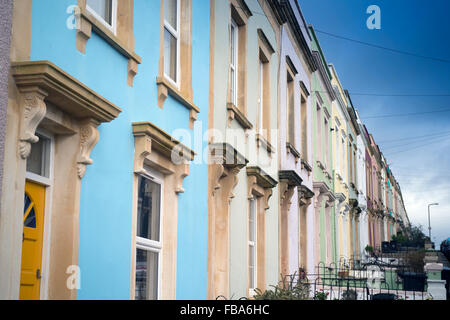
<box><xmin>0</xmin><ymin>0</ymin><xmax>209</xmax><ymax>300</ymax></box>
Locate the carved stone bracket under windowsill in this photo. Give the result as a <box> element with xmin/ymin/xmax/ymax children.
<box><xmin>227</xmin><ymin>103</ymin><xmax>253</xmax><ymax>130</ymax></box>
<box><xmin>256</xmin><ymin>133</ymin><xmax>275</xmax><ymax>155</ymax></box>
<box><xmin>75</xmin><ymin>7</ymin><xmax>142</xmax><ymax>87</ymax></box>
<box><xmin>316</xmin><ymin>160</ymin><xmax>325</xmax><ymax>170</ymax></box>
<box><xmin>286</xmin><ymin>142</ymin><xmax>300</xmax><ymax>163</ymax></box>
<box><xmin>156</xmin><ymin>77</ymin><xmax>200</xmax><ymax>130</ymax></box>
<box><xmin>301</xmin><ymin>159</ymin><xmax>312</xmax><ymax>173</ymax></box>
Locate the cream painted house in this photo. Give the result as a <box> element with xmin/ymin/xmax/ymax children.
<box><xmin>277</xmin><ymin>0</ymin><xmax>316</xmax><ymax>277</ymax></box>
<box><xmin>207</xmin><ymin>0</ymin><xmax>282</xmax><ymax>299</ymax></box>
<box><xmin>328</xmin><ymin>64</ymin><xmax>352</xmax><ymax>263</ymax></box>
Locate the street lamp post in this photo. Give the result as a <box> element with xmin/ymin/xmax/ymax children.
<box><xmin>427</xmin><ymin>203</ymin><xmax>439</xmax><ymax>240</ymax></box>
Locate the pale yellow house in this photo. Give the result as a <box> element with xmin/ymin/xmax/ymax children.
<box><xmin>328</xmin><ymin>64</ymin><xmax>351</xmax><ymax>263</ymax></box>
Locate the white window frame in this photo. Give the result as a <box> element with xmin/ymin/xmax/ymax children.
<box><xmin>86</xmin><ymin>0</ymin><xmax>118</xmax><ymax>35</ymax></box>
<box><xmin>258</xmin><ymin>59</ymin><xmax>264</xmax><ymax>136</ymax></box>
<box><xmin>300</xmin><ymin>94</ymin><xmax>308</xmax><ymax>160</ymax></box>
<box><xmin>341</xmin><ymin>132</ymin><xmax>346</xmax><ymax>183</ymax></box>
<box><xmin>135</xmin><ymin>167</ymin><xmax>164</xmax><ymax>300</ymax></box>
<box><xmin>335</xmin><ymin>125</ymin><xmax>340</xmax><ymax>175</ymax></box>
<box><xmin>230</xmin><ymin>18</ymin><xmax>238</xmax><ymax>106</ymax></box>
<box><xmin>324</xmin><ymin>117</ymin><xmax>329</xmax><ymax>169</ymax></box>
<box><xmin>316</xmin><ymin>103</ymin><xmax>322</xmax><ymax>161</ymax></box>
<box><xmin>248</xmin><ymin>197</ymin><xmax>257</xmax><ymax>296</ymax></box>
<box><xmin>163</xmin><ymin>0</ymin><xmax>181</xmax><ymax>88</ymax></box>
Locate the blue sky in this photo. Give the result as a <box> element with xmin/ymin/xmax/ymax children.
<box><xmin>299</xmin><ymin>0</ymin><xmax>450</xmax><ymax>245</ymax></box>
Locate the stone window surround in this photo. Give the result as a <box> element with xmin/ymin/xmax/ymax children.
<box><xmin>9</xmin><ymin>60</ymin><xmax>122</xmax><ymax>299</ymax></box>
<box><xmin>207</xmin><ymin>143</ymin><xmax>250</xmax><ymax>299</ymax></box>
<box><xmin>298</xmin><ymin>185</ymin><xmax>314</xmax><ymax>270</ymax></box>
<box><xmin>130</xmin><ymin>121</ymin><xmax>195</xmax><ymax>300</ymax></box>
<box><xmin>278</xmin><ymin>170</ymin><xmax>303</xmax><ymax>277</ymax></box>
<box><xmin>286</xmin><ymin>60</ymin><xmax>296</xmax><ymax>150</ymax></box>
<box><xmin>157</xmin><ymin>0</ymin><xmax>199</xmax><ymax>130</ymax></box>
<box><xmin>256</xmin><ymin>29</ymin><xmax>274</xmax><ymax>144</ymax></box>
<box><xmin>312</xmin><ymin>181</ymin><xmax>335</xmax><ymax>265</ymax></box>
<box><xmin>75</xmin><ymin>0</ymin><xmax>141</xmax><ymax>87</ymax></box>
<box><xmin>246</xmin><ymin>166</ymin><xmax>277</xmax><ymax>295</ymax></box>
<box><xmin>299</xmin><ymin>81</ymin><xmax>309</xmax><ymax>166</ymax></box>
<box><xmin>226</xmin><ymin>0</ymin><xmax>252</xmax><ymax>130</ymax></box>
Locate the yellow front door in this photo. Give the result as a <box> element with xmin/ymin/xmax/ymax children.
<box><xmin>19</xmin><ymin>181</ymin><xmax>46</xmax><ymax>300</ymax></box>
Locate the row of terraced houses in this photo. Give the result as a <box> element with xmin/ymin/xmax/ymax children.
<box><xmin>0</xmin><ymin>0</ymin><xmax>410</xmax><ymax>300</ymax></box>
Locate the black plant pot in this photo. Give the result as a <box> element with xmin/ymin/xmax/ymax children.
<box><xmin>398</xmin><ymin>272</ymin><xmax>426</xmax><ymax>292</ymax></box>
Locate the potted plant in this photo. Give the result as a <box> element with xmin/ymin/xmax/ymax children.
<box><xmin>365</xmin><ymin>245</ymin><xmax>374</xmax><ymax>256</ymax></box>
<box><xmin>313</xmin><ymin>290</ymin><xmax>329</xmax><ymax>300</ymax></box>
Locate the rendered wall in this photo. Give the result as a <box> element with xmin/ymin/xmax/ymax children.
<box><xmin>212</xmin><ymin>0</ymin><xmax>279</xmax><ymax>298</ymax></box>
<box><xmin>0</xmin><ymin>0</ymin><xmax>13</xmax><ymax>208</ymax></box>
<box><xmin>29</xmin><ymin>0</ymin><xmax>209</xmax><ymax>299</ymax></box>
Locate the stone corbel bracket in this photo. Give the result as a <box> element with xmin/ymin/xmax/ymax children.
<box><xmin>74</xmin><ymin>5</ymin><xmax>142</xmax><ymax>87</ymax></box>
<box><xmin>156</xmin><ymin>77</ymin><xmax>200</xmax><ymax>130</ymax></box>
<box><xmin>132</xmin><ymin>121</ymin><xmax>196</xmax><ymax>194</ymax></box>
<box><xmin>298</xmin><ymin>185</ymin><xmax>315</xmax><ymax>206</ymax></box>
<box><xmin>18</xmin><ymin>87</ymin><xmax>48</xmax><ymax>159</ymax></box>
<box><xmin>174</xmin><ymin>163</ymin><xmax>190</xmax><ymax>194</ymax></box>
<box><xmin>341</xmin><ymin>204</ymin><xmax>350</xmax><ymax>216</ymax></box>
<box><xmin>247</xmin><ymin>166</ymin><xmax>277</xmax><ymax>211</ymax></box>
<box><xmin>77</xmin><ymin>118</ymin><xmax>100</xmax><ymax>179</ymax></box>
<box><xmin>209</xmin><ymin>143</ymin><xmax>248</xmax><ymax>202</ymax></box>
<box><xmin>279</xmin><ymin>170</ymin><xmax>302</xmax><ymax>207</ymax></box>
<box><xmin>12</xmin><ymin>61</ymin><xmax>122</xmax><ymax>177</ymax></box>
<box><xmin>313</xmin><ymin>181</ymin><xmax>331</xmax><ymax>209</ymax></box>
<box><xmin>325</xmin><ymin>191</ymin><xmax>336</xmax><ymax>208</ymax></box>
<box><xmin>286</xmin><ymin>142</ymin><xmax>301</xmax><ymax>163</ymax></box>
<box><xmin>226</xmin><ymin>103</ymin><xmax>253</xmax><ymax>130</ymax></box>
<box><xmin>210</xmin><ymin>163</ymin><xmax>225</xmax><ymax>197</ymax></box>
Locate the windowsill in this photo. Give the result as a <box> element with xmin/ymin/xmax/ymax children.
<box><xmin>316</xmin><ymin>160</ymin><xmax>325</xmax><ymax>170</ymax></box>
<box><xmin>286</xmin><ymin>142</ymin><xmax>300</xmax><ymax>159</ymax></box>
<box><xmin>256</xmin><ymin>133</ymin><xmax>274</xmax><ymax>154</ymax></box>
<box><xmin>78</xmin><ymin>8</ymin><xmax>142</xmax><ymax>65</ymax></box>
<box><xmin>156</xmin><ymin>76</ymin><xmax>200</xmax><ymax>112</ymax></box>
<box><xmin>301</xmin><ymin>159</ymin><xmax>312</xmax><ymax>172</ymax></box>
<box><xmin>227</xmin><ymin>103</ymin><xmax>253</xmax><ymax>129</ymax></box>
